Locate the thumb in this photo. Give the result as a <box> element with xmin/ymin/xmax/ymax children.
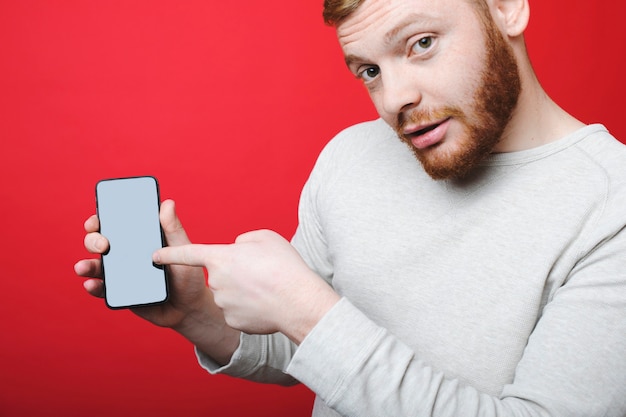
<box><xmin>160</xmin><ymin>199</ymin><xmax>191</xmax><ymax>247</ymax></box>
<box><xmin>235</xmin><ymin>229</ymin><xmax>281</xmax><ymax>244</ymax></box>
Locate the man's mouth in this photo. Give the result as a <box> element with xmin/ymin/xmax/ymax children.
<box><xmin>404</xmin><ymin>119</ymin><xmax>445</xmax><ymax>137</ymax></box>
<box><xmin>402</xmin><ymin>118</ymin><xmax>451</xmax><ymax>150</ymax></box>
<box><xmin>412</xmin><ymin>122</ymin><xmax>442</xmax><ymax>137</ymax></box>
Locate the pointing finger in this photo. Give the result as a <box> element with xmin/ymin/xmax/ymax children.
<box><xmin>153</xmin><ymin>244</ymin><xmax>228</xmax><ymax>268</ymax></box>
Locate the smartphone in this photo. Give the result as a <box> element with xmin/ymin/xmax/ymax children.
<box><xmin>95</xmin><ymin>176</ymin><xmax>168</xmax><ymax>309</ymax></box>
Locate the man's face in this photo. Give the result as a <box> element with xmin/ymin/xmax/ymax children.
<box><xmin>337</xmin><ymin>0</ymin><xmax>521</xmax><ymax>180</ymax></box>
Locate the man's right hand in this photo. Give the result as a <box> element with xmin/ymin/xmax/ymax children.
<box><xmin>74</xmin><ymin>199</ymin><xmax>241</xmax><ymax>365</ymax></box>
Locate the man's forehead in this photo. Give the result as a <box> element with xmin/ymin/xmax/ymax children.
<box><xmin>337</xmin><ymin>0</ymin><xmax>486</xmax><ymax>44</ymax></box>
<box><xmin>336</xmin><ymin>0</ymin><xmax>463</xmax><ymax>35</ymax></box>
<box><xmin>337</xmin><ymin>0</ymin><xmax>454</xmax><ymax>48</ymax></box>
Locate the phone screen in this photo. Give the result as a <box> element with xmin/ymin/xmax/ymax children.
<box><xmin>96</xmin><ymin>176</ymin><xmax>168</xmax><ymax>309</ymax></box>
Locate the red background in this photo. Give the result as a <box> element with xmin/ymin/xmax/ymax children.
<box><xmin>0</xmin><ymin>1</ymin><xmax>624</xmax><ymax>416</ymax></box>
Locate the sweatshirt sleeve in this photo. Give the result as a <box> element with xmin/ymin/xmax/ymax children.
<box><xmin>285</xmin><ymin>226</ymin><xmax>626</xmax><ymax>417</ymax></box>
<box><xmin>195</xmin><ymin>332</ymin><xmax>300</xmax><ymax>386</ymax></box>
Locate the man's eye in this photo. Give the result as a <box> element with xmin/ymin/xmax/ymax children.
<box><xmin>358</xmin><ymin>66</ymin><xmax>380</xmax><ymax>82</ymax></box>
<box><xmin>412</xmin><ymin>36</ymin><xmax>435</xmax><ymax>54</ymax></box>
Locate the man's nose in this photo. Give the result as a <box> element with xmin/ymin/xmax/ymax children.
<box><xmin>380</xmin><ymin>65</ymin><xmax>422</xmax><ymax>117</ymax></box>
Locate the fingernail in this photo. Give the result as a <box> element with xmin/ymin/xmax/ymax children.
<box><xmin>152</xmin><ymin>252</ymin><xmax>161</xmax><ymax>264</ymax></box>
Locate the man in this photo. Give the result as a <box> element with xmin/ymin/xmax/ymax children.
<box><xmin>76</xmin><ymin>0</ymin><xmax>626</xmax><ymax>415</ymax></box>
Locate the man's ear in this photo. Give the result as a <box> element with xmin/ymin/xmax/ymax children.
<box><xmin>490</xmin><ymin>0</ymin><xmax>530</xmax><ymax>37</ymax></box>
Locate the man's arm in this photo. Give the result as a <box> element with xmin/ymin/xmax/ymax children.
<box><xmin>152</xmin><ymin>223</ymin><xmax>626</xmax><ymax>416</ymax></box>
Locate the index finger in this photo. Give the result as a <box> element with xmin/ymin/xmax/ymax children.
<box><xmin>153</xmin><ymin>244</ymin><xmax>229</xmax><ymax>268</ymax></box>
<box><xmin>84</xmin><ymin>214</ymin><xmax>100</xmax><ymax>233</ymax></box>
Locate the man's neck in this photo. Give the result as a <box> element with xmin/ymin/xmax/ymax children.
<box><xmin>493</xmin><ymin>70</ymin><xmax>585</xmax><ymax>154</ymax></box>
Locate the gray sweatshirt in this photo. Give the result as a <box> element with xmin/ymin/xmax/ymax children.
<box><xmin>200</xmin><ymin>119</ymin><xmax>626</xmax><ymax>417</ymax></box>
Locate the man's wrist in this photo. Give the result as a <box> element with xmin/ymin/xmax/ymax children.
<box><xmin>173</xmin><ymin>304</ymin><xmax>241</xmax><ymax>366</ymax></box>
<box><xmin>281</xmin><ymin>282</ymin><xmax>341</xmax><ymax>345</ymax></box>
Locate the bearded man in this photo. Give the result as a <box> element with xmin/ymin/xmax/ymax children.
<box><xmin>76</xmin><ymin>0</ymin><xmax>626</xmax><ymax>416</ymax></box>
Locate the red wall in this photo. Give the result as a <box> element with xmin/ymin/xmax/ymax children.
<box><xmin>1</xmin><ymin>1</ymin><xmax>624</xmax><ymax>416</ymax></box>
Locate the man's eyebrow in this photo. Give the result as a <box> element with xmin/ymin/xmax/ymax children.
<box><xmin>384</xmin><ymin>14</ymin><xmax>436</xmax><ymax>44</ymax></box>
<box><xmin>344</xmin><ymin>54</ymin><xmax>365</xmax><ymax>70</ymax></box>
